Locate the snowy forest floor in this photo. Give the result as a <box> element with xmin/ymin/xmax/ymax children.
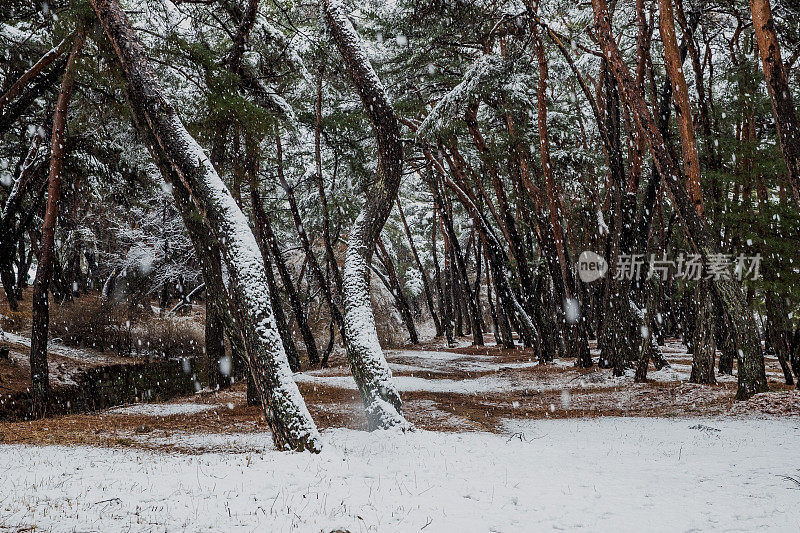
<box><xmin>1</xmin><ymin>334</ymin><xmax>799</xmax><ymax>531</ymax></box>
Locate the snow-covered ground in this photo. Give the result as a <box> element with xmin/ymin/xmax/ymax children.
<box><xmin>109</xmin><ymin>402</ymin><xmax>217</xmax><ymax>416</ymax></box>
<box><xmin>1</xmin><ymin>417</ymin><xmax>798</xmax><ymax>532</ymax></box>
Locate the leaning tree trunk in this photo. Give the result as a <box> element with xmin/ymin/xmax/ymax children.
<box><xmin>750</xmin><ymin>0</ymin><xmax>800</xmax><ymax>209</ymax></box>
<box><xmin>591</xmin><ymin>0</ymin><xmax>768</xmax><ymax>400</ymax></box>
<box><xmin>28</xmin><ymin>31</ymin><xmax>84</xmax><ymax>416</ymax></box>
<box><xmin>90</xmin><ymin>0</ymin><xmax>321</xmax><ymax>451</ymax></box>
<box><xmin>324</xmin><ymin>0</ymin><xmax>409</xmax><ymax>429</ymax></box>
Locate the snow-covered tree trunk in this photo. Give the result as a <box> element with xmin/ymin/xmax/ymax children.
<box><xmin>324</xmin><ymin>0</ymin><xmax>409</xmax><ymax>429</ymax></box>
<box><xmin>90</xmin><ymin>0</ymin><xmax>321</xmax><ymax>451</ymax></box>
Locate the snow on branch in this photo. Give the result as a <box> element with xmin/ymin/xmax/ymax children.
<box><xmin>417</xmin><ymin>54</ymin><xmax>504</xmax><ymax>139</ymax></box>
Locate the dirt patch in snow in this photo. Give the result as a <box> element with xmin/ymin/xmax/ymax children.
<box><xmin>0</xmin><ymin>337</ymin><xmax>796</xmax><ymax>452</ymax></box>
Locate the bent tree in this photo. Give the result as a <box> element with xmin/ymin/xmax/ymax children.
<box><xmin>591</xmin><ymin>0</ymin><xmax>768</xmax><ymax>399</ymax></box>
<box><xmin>89</xmin><ymin>0</ymin><xmax>321</xmax><ymax>451</ymax></box>
<box><xmin>324</xmin><ymin>0</ymin><xmax>410</xmax><ymax>429</ymax></box>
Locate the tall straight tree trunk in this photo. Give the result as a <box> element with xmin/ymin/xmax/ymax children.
<box><xmin>324</xmin><ymin>0</ymin><xmax>409</xmax><ymax>429</ymax></box>
<box><xmin>591</xmin><ymin>0</ymin><xmax>768</xmax><ymax>400</ymax></box>
<box><xmin>597</xmin><ymin>62</ymin><xmax>633</xmax><ymax>376</ymax></box>
<box><xmin>660</xmin><ymin>0</ymin><xmax>715</xmax><ymax>383</ymax></box>
<box><xmin>432</xmin><ymin>206</ymin><xmax>455</xmax><ymax>346</ymax></box>
<box><xmin>750</xmin><ymin>0</ymin><xmax>800</xmax><ymax>209</ymax></box>
<box><xmin>28</xmin><ymin>30</ymin><xmax>85</xmax><ymax>416</ymax></box>
<box><xmin>532</xmin><ymin>24</ymin><xmax>591</xmax><ymax>365</ymax></box>
<box><xmin>29</xmin><ymin>31</ymin><xmax>84</xmax><ymax>416</ymax></box>
<box><xmin>90</xmin><ymin>0</ymin><xmax>321</xmax><ymax>451</ymax></box>
<box><xmin>690</xmin><ymin>280</ymin><xmax>717</xmax><ymax>384</ymax></box>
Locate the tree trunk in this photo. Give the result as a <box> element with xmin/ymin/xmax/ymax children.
<box><xmin>397</xmin><ymin>198</ymin><xmax>442</xmax><ymax>336</ymax></box>
<box><xmin>91</xmin><ymin>0</ymin><xmax>321</xmax><ymax>451</ymax></box>
<box><xmin>432</xmin><ymin>207</ymin><xmax>455</xmax><ymax>346</ymax></box>
<box><xmin>689</xmin><ymin>280</ymin><xmax>716</xmax><ymax>384</ymax></box>
<box><xmin>590</xmin><ymin>0</ymin><xmax>769</xmax><ymax>400</ymax></box>
<box><xmin>276</xmin><ymin>134</ymin><xmax>343</xmax><ymax>363</ymax></box>
<box><xmin>532</xmin><ymin>25</ymin><xmax>591</xmax><ymax>366</ymax></box>
<box><xmin>659</xmin><ymin>0</ymin><xmax>704</xmax><ymax>218</ymax></box>
<box><xmin>597</xmin><ymin>62</ymin><xmax>632</xmax><ymax>376</ymax></box>
<box><xmin>660</xmin><ymin>0</ymin><xmax>716</xmax><ymax>382</ymax></box>
<box><xmin>765</xmin><ymin>292</ymin><xmax>794</xmax><ymax>386</ymax></box>
<box><xmin>29</xmin><ymin>30</ymin><xmax>84</xmax><ymax>416</ymax></box>
<box><xmin>376</xmin><ymin>238</ymin><xmax>419</xmax><ymax>344</ymax></box>
<box><xmin>750</xmin><ymin>0</ymin><xmax>800</xmax><ymax>209</ymax></box>
<box><xmin>324</xmin><ymin>0</ymin><xmax>409</xmax><ymax>429</ymax></box>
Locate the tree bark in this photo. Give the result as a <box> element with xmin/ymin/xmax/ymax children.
<box><xmin>324</xmin><ymin>0</ymin><xmax>409</xmax><ymax>429</ymax></box>
<box><xmin>659</xmin><ymin>0</ymin><xmax>704</xmax><ymax>218</ymax></box>
<box><xmin>532</xmin><ymin>24</ymin><xmax>591</xmax><ymax>366</ymax></box>
<box><xmin>591</xmin><ymin>0</ymin><xmax>769</xmax><ymax>400</ymax></box>
<box><xmin>689</xmin><ymin>280</ymin><xmax>717</xmax><ymax>384</ymax></box>
<box><xmin>91</xmin><ymin>0</ymin><xmax>321</xmax><ymax>451</ymax></box>
<box><xmin>432</xmin><ymin>206</ymin><xmax>455</xmax><ymax>346</ymax></box>
<box><xmin>750</xmin><ymin>0</ymin><xmax>800</xmax><ymax>209</ymax></box>
<box><xmin>29</xmin><ymin>30</ymin><xmax>84</xmax><ymax>416</ymax></box>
